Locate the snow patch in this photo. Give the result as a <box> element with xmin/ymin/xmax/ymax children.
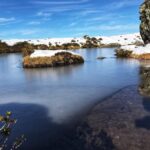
<box><xmin>100</xmin><ymin>33</ymin><xmax>142</xmax><ymax>45</ymax></box>
<box><xmin>30</xmin><ymin>50</ymin><xmax>80</xmax><ymax>58</ymax></box>
<box><xmin>120</xmin><ymin>44</ymin><xmax>150</xmax><ymax>55</ymax></box>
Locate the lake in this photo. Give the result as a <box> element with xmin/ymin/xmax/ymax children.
<box><xmin>0</xmin><ymin>48</ymin><xmax>140</xmax><ymax>149</ymax></box>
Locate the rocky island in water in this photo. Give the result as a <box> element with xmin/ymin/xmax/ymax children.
<box><xmin>23</xmin><ymin>50</ymin><xmax>84</xmax><ymax>68</ymax></box>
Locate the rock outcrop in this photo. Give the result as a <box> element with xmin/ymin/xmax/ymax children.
<box><xmin>140</xmin><ymin>0</ymin><xmax>150</xmax><ymax>44</ymax></box>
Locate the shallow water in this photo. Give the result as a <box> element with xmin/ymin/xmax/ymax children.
<box><xmin>0</xmin><ymin>48</ymin><xmax>140</xmax><ymax>149</ymax></box>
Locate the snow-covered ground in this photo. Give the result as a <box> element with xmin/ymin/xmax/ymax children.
<box><xmin>30</xmin><ymin>50</ymin><xmax>80</xmax><ymax>58</ymax></box>
<box><xmin>120</xmin><ymin>44</ymin><xmax>150</xmax><ymax>55</ymax></box>
<box><xmin>100</xmin><ymin>33</ymin><xmax>142</xmax><ymax>45</ymax></box>
<box><xmin>3</xmin><ymin>33</ymin><xmax>142</xmax><ymax>46</ymax></box>
<box><xmin>3</xmin><ymin>32</ymin><xmax>148</xmax><ymax>57</ymax></box>
<box><xmin>3</xmin><ymin>38</ymin><xmax>85</xmax><ymax>46</ymax></box>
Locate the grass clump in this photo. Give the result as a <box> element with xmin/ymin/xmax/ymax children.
<box><xmin>115</xmin><ymin>48</ymin><xmax>133</xmax><ymax>58</ymax></box>
<box><xmin>23</xmin><ymin>52</ymin><xmax>84</xmax><ymax>68</ymax></box>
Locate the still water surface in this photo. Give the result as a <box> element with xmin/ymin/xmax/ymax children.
<box><xmin>0</xmin><ymin>48</ymin><xmax>140</xmax><ymax>149</ymax></box>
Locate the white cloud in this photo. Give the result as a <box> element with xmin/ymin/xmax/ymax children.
<box><xmin>1</xmin><ymin>29</ymin><xmax>41</xmax><ymax>36</ymax></box>
<box><xmin>19</xmin><ymin>29</ymin><xmax>39</xmax><ymax>35</ymax></box>
<box><xmin>104</xmin><ymin>0</ymin><xmax>141</xmax><ymax>10</ymax></box>
<box><xmin>97</xmin><ymin>24</ymin><xmax>139</xmax><ymax>31</ymax></box>
<box><xmin>36</xmin><ymin>3</ymin><xmax>92</xmax><ymax>22</ymax></box>
<box><xmin>32</xmin><ymin>0</ymin><xmax>89</xmax><ymax>5</ymax></box>
<box><xmin>28</xmin><ymin>21</ymin><xmax>41</xmax><ymax>25</ymax></box>
<box><xmin>68</xmin><ymin>24</ymin><xmax>139</xmax><ymax>32</ymax></box>
<box><xmin>0</xmin><ymin>28</ymin><xmax>52</xmax><ymax>39</ymax></box>
<box><xmin>37</xmin><ymin>11</ymin><xmax>52</xmax><ymax>17</ymax></box>
<box><xmin>69</xmin><ymin>22</ymin><xmax>77</xmax><ymax>27</ymax></box>
<box><xmin>0</xmin><ymin>17</ymin><xmax>15</xmax><ymax>23</ymax></box>
<box><xmin>86</xmin><ymin>13</ymin><xmax>127</xmax><ymax>22</ymax></box>
<box><xmin>36</xmin><ymin>3</ymin><xmax>92</xmax><ymax>19</ymax></box>
<box><xmin>78</xmin><ymin>10</ymin><xmax>103</xmax><ymax>16</ymax></box>
<box><xmin>88</xmin><ymin>14</ymin><xmax>115</xmax><ymax>22</ymax></box>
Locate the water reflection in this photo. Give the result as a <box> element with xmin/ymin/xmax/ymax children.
<box><xmin>24</xmin><ymin>64</ymin><xmax>84</xmax><ymax>82</ymax></box>
<box><xmin>0</xmin><ymin>48</ymin><xmax>140</xmax><ymax>125</ymax></box>
<box><xmin>0</xmin><ymin>103</ymin><xmax>69</xmax><ymax>150</ymax></box>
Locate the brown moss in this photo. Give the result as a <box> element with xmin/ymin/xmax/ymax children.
<box><xmin>115</xmin><ymin>49</ymin><xmax>133</xmax><ymax>58</ymax></box>
<box><xmin>34</xmin><ymin>44</ymin><xmax>49</xmax><ymax>50</ymax></box>
<box><xmin>100</xmin><ymin>43</ymin><xmax>121</xmax><ymax>48</ymax></box>
<box><xmin>61</xmin><ymin>43</ymin><xmax>80</xmax><ymax>50</ymax></box>
<box><xmin>115</xmin><ymin>48</ymin><xmax>150</xmax><ymax>60</ymax></box>
<box><xmin>0</xmin><ymin>41</ymin><xmax>10</xmax><ymax>53</ymax></box>
<box><xmin>23</xmin><ymin>52</ymin><xmax>84</xmax><ymax>68</ymax></box>
<box><xmin>132</xmin><ymin>53</ymin><xmax>150</xmax><ymax>60</ymax></box>
<box><xmin>12</xmin><ymin>42</ymin><xmax>35</xmax><ymax>54</ymax></box>
<box><xmin>82</xmin><ymin>36</ymin><xmax>101</xmax><ymax>48</ymax></box>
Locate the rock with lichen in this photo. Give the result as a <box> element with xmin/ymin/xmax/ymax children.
<box><xmin>140</xmin><ymin>0</ymin><xmax>150</xmax><ymax>44</ymax></box>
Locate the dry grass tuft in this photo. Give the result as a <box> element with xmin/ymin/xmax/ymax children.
<box><xmin>23</xmin><ymin>52</ymin><xmax>84</xmax><ymax>68</ymax></box>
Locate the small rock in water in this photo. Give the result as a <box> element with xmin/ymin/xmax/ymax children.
<box><xmin>97</xmin><ymin>56</ymin><xmax>106</xmax><ymax>60</ymax></box>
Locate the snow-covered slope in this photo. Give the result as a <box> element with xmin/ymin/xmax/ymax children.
<box><xmin>3</xmin><ymin>33</ymin><xmax>143</xmax><ymax>46</ymax></box>
<box><xmin>3</xmin><ymin>38</ymin><xmax>85</xmax><ymax>46</ymax></box>
<box><xmin>100</xmin><ymin>33</ymin><xmax>142</xmax><ymax>45</ymax></box>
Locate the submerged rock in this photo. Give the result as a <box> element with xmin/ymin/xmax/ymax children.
<box><xmin>97</xmin><ymin>56</ymin><xmax>106</xmax><ymax>60</ymax></box>
<box><xmin>23</xmin><ymin>51</ymin><xmax>84</xmax><ymax>68</ymax></box>
<box><xmin>140</xmin><ymin>0</ymin><xmax>150</xmax><ymax>44</ymax></box>
<box><xmin>139</xmin><ymin>64</ymin><xmax>150</xmax><ymax>96</ymax></box>
<box><xmin>77</xmin><ymin>86</ymin><xmax>150</xmax><ymax>150</ymax></box>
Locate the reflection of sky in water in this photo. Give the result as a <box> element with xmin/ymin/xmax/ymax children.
<box><xmin>0</xmin><ymin>48</ymin><xmax>140</xmax><ymax>124</ymax></box>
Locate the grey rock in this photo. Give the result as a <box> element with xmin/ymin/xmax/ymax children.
<box><xmin>140</xmin><ymin>0</ymin><xmax>150</xmax><ymax>44</ymax></box>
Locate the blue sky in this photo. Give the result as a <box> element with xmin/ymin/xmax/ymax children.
<box><xmin>0</xmin><ymin>0</ymin><xmax>143</xmax><ymax>39</ymax></box>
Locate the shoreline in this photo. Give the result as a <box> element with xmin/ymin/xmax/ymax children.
<box><xmin>80</xmin><ymin>85</ymin><xmax>138</xmax><ymax>118</ymax></box>
<box><xmin>51</xmin><ymin>85</ymin><xmax>141</xmax><ymax>150</ymax></box>
<box><xmin>55</xmin><ymin>85</ymin><xmax>150</xmax><ymax>150</ymax></box>
<box><xmin>0</xmin><ymin>33</ymin><xmax>142</xmax><ymax>54</ymax></box>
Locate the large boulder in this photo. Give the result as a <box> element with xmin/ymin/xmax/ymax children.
<box><xmin>140</xmin><ymin>0</ymin><xmax>150</xmax><ymax>44</ymax></box>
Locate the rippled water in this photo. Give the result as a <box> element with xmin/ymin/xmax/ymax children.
<box><xmin>0</xmin><ymin>48</ymin><xmax>140</xmax><ymax>149</ymax></box>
